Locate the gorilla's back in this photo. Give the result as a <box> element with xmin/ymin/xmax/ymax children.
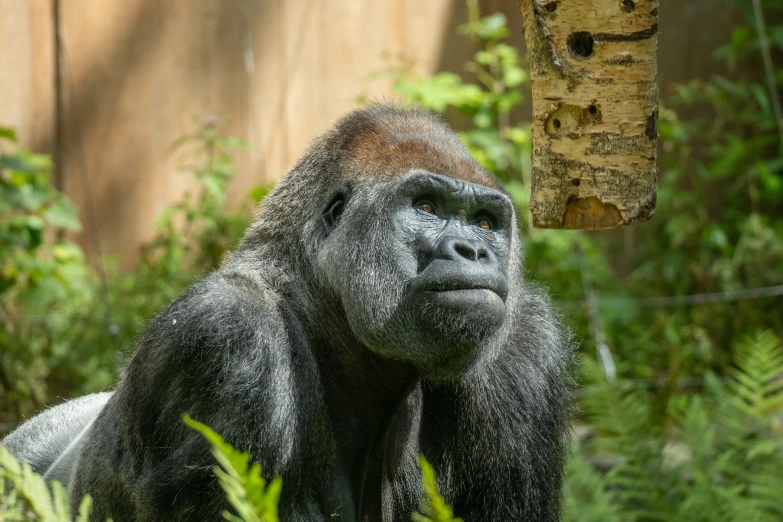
<box><xmin>1</xmin><ymin>392</ymin><xmax>113</xmax><ymax>486</ymax></box>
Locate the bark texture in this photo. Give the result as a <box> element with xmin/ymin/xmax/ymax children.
<box><xmin>518</xmin><ymin>0</ymin><xmax>659</xmax><ymax>229</ymax></box>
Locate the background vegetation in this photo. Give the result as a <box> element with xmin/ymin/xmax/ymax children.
<box><xmin>1</xmin><ymin>0</ymin><xmax>782</xmax><ymax>519</ymax></box>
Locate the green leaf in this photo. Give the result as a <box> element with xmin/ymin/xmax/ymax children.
<box><xmin>0</xmin><ymin>154</ymin><xmax>39</xmax><ymax>173</ymax></box>
<box><xmin>43</xmin><ymin>198</ymin><xmax>83</xmax><ymax>232</ymax></box>
<box><xmin>0</xmin><ymin>127</ymin><xmax>17</xmax><ymax>142</ymax></box>
<box><xmin>184</xmin><ymin>414</ymin><xmax>282</xmax><ymax>522</ymax></box>
<box><xmin>250</xmin><ymin>184</ymin><xmax>274</xmax><ymax>204</ymax></box>
<box><xmin>412</xmin><ymin>455</ymin><xmax>462</xmax><ymax>522</ymax></box>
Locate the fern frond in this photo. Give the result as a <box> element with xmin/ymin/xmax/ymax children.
<box><xmin>729</xmin><ymin>331</ymin><xmax>783</xmax><ymax>418</ymax></box>
<box><xmin>0</xmin><ymin>444</ymin><xmax>94</xmax><ymax>521</ymax></box>
<box><xmin>563</xmin><ymin>452</ymin><xmax>622</xmax><ymax>522</ymax></box>
<box><xmin>411</xmin><ymin>455</ymin><xmax>463</xmax><ymax>522</ymax></box>
<box><xmin>184</xmin><ymin>414</ymin><xmax>282</xmax><ymax>522</ymax></box>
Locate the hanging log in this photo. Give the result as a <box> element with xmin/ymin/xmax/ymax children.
<box><xmin>518</xmin><ymin>0</ymin><xmax>659</xmax><ymax>229</ymax></box>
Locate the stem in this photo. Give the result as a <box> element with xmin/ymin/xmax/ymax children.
<box><xmin>752</xmin><ymin>0</ymin><xmax>783</xmax><ymax>153</ymax></box>
<box><xmin>0</xmin><ymin>359</ymin><xmax>22</xmax><ymax>420</ymax></box>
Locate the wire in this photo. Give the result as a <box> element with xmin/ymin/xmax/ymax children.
<box><xmin>559</xmin><ymin>283</ymin><xmax>783</xmax><ymax>308</ymax></box>
<box><xmin>3</xmin><ymin>283</ymin><xmax>783</xmax><ymax>324</ymax></box>
<box><xmin>573</xmin><ymin>376</ymin><xmax>724</xmax><ymax>398</ymax></box>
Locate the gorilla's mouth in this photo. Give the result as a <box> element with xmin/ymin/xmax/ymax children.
<box><xmin>411</xmin><ymin>263</ymin><xmax>509</xmax><ymax>302</ymax></box>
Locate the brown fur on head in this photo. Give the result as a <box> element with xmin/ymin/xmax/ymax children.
<box><xmin>330</xmin><ymin>104</ymin><xmax>500</xmax><ymax>188</ymax></box>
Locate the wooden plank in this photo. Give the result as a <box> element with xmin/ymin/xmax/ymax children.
<box><xmin>0</xmin><ymin>1</ymin><xmax>32</xmax><ymax>140</ymax></box>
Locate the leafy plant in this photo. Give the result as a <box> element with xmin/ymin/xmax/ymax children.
<box><xmin>412</xmin><ymin>455</ymin><xmax>463</xmax><ymax>522</ymax></box>
<box><xmin>116</xmin><ymin>117</ymin><xmax>257</xmax><ymax>329</ymax></box>
<box><xmin>0</xmin><ymin>119</ymin><xmax>259</xmax><ymax>421</ymax></box>
<box><xmin>565</xmin><ymin>331</ymin><xmax>783</xmax><ymax>522</ymax></box>
<box><xmin>184</xmin><ymin>414</ymin><xmax>282</xmax><ymax>522</ymax></box>
<box><xmin>390</xmin><ymin>0</ymin><xmax>783</xmax><ymax>383</ymax></box>
<box><xmin>0</xmin><ymin>444</ymin><xmax>95</xmax><ymax>522</ymax></box>
<box><xmin>0</xmin><ymin>128</ymin><xmax>106</xmax><ymax>419</ymax></box>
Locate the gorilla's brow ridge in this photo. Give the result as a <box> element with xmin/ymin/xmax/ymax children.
<box><xmin>402</xmin><ymin>171</ymin><xmax>513</xmax><ymax>214</ymax></box>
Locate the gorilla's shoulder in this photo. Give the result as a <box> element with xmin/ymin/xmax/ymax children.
<box><xmin>137</xmin><ymin>267</ymin><xmax>298</xmax><ymax>365</ymax></box>
<box><xmin>171</xmin><ymin>268</ymin><xmax>284</xmax><ymax>321</ymax></box>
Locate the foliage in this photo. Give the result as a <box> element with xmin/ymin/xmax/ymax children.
<box><xmin>0</xmin><ymin>129</ymin><xmax>108</xmax><ymax>419</ymax></box>
<box><xmin>390</xmin><ymin>0</ymin><xmax>783</xmax><ymax>380</ymax></box>
<box><xmin>609</xmin><ymin>0</ymin><xmax>783</xmax><ymax>375</ymax></box>
<box><xmin>2</xmin><ymin>0</ymin><xmax>783</xmax><ymax>518</ymax></box>
<box><xmin>389</xmin><ymin>0</ymin><xmax>532</xmax><ymax>186</ymax></box>
<box><xmin>565</xmin><ymin>331</ymin><xmax>783</xmax><ymax>521</ymax></box>
<box><xmin>144</xmin><ymin>117</ymin><xmax>252</xmax><ymax>277</ymax></box>
<box><xmin>0</xmin><ymin>444</ymin><xmax>95</xmax><ymax>522</ymax></box>
<box><xmin>412</xmin><ymin>455</ymin><xmax>463</xmax><ymax>522</ymax></box>
<box><xmin>0</xmin><ymin>420</ymin><xmax>460</xmax><ymax>521</ymax></box>
<box><xmin>388</xmin><ymin>1</ymin><xmax>783</xmax><ymax>518</ymax></box>
<box><xmin>184</xmin><ymin>414</ymin><xmax>282</xmax><ymax>522</ymax></box>
<box><xmin>0</xmin><ymin>119</ymin><xmax>258</xmax><ymax>421</ymax></box>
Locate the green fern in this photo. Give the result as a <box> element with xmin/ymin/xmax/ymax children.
<box><xmin>0</xmin><ymin>445</ymin><xmax>95</xmax><ymax>522</ymax></box>
<box><xmin>411</xmin><ymin>454</ymin><xmax>463</xmax><ymax>522</ymax></box>
<box><xmin>568</xmin><ymin>331</ymin><xmax>783</xmax><ymax>522</ymax></box>
<box><xmin>563</xmin><ymin>454</ymin><xmax>622</xmax><ymax>522</ymax></box>
<box><xmin>183</xmin><ymin>414</ymin><xmax>282</xmax><ymax>522</ymax></box>
<box><xmin>728</xmin><ymin>330</ymin><xmax>783</xmax><ymax>418</ymax></box>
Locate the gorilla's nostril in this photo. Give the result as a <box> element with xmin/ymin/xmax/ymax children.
<box><xmin>454</xmin><ymin>242</ymin><xmax>478</xmax><ymax>261</ymax></box>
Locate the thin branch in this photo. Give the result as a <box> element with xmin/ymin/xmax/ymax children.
<box><xmin>752</xmin><ymin>0</ymin><xmax>783</xmax><ymax>153</ymax></box>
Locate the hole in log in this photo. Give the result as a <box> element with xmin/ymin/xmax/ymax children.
<box><xmin>567</xmin><ymin>32</ymin><xmax>594</xmax><ymax>59</ymax></box>
<box><xmin>645</xmin><ymin>110</ymin><xmax>658</xmax><ymax>140</ymax></box>
<box><xmin>563</xmin><ymin>196</ymin><xmax>622</xmax><ymax>229</ymax></box>
<box><xmin>588</xmin><ymin>105</ymin><xmax>597</xmax><ymax>115</ymax></box>
<box><xmin>544</xmin><ymin>2</ymin><xmax>557</xmax><ymax>12</ymax></box>
<box><xmin>622</xmin><ymin>0</ymin><xmax>635</xmax><ymax>12</ymax></box>
<box><xmin>553</xmin><ymin>118</ymin><xmax>561</xmax><ymax>129</ymax></box>
<box><xmin>571</xmin><ymin>178</ymin><xmax>581</xmax><ymax>187</ymax></box>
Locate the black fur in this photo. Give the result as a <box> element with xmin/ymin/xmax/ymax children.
<box><xmin>3</xmin><ymin>105</ymin><xmax>572</xmax><ymax>521</ymax></box>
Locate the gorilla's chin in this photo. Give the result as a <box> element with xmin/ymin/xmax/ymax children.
<box><xmin>417</xmin><ymin>288</ymin><xmax>506</xmax><ymax>333</ymax></box>
<box><xmin>411</xmin><ymin>289</ymin><xmax>507</xmax><ymax>379</ymax></box>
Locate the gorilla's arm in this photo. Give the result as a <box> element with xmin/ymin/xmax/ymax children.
<box><xmin>419</xmin><ymin>288</ymin><xmax>573</xmax><ymax>521</ymax></box>
<box><xmin>70</xmin><ymin>270</ymin><xmax>340</xmax><ymax>522</ymax></box>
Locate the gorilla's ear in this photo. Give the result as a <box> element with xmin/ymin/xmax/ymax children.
<box><xmin>322</xmin><ymin>186</ymin><xmax>352</xmax><ymax>234</ymax></box>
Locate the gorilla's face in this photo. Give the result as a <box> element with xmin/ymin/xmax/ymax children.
<box><xmin>317</xmin><ymin>171</ymin><xmax>515</xmax><ymax>379</ymax></box>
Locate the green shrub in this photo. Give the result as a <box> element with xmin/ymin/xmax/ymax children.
<box><xmin>0</xmin><ymin>119</ymin><xmax>260</xmax><ymax>420</ymax></box>
<box><xmin>0</xmin><ymin>128</ymin><xmax>107</xmax><ymax>419</ymax></box>
<box><xmin>0</xmin><ymin>444</ymin><xmax>94</xmax><ymax>522</ymax></box>
<box><xmin>565</xmin><ymin>331</ymin><xmax>783</xmax><ymax>521</ymax></box>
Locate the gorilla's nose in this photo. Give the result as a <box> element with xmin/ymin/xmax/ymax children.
<box><xmin>436</xmin><ymin>236</ymin><xmax>496</xmax><ymax>265</ymax></box>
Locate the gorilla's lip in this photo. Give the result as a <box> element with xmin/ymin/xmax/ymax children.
<box><xmin>411</xmin><ymin>265</ymin><xmax>509</xmax><ymax>301</ymax></box>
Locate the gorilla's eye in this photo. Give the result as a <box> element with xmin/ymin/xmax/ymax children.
<box><xmin>475</xmin><ymin>216</ymin><xmax>493</xmax><ymax>230</ymax></box>
<box><xmin>415</xmin><ymin>200</ymin><xmax>435</xmax><ymax>214</ymax></box>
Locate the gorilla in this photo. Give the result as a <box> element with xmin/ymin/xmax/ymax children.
<box><xmin>2</xmin><ymin>105</ymin><xmax>572</xmax><ymax>521</ymax></box>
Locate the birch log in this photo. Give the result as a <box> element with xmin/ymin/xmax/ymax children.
<box><xmin>518</xmin><ymin>0</ymin><xmax>659</xmax><ymax>229</ymax></box>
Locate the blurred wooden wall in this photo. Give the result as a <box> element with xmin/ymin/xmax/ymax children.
<box><xmin>0</xmin><ymin>0</ymin><xmax>739</xmax><ymax>266</ymax></box>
